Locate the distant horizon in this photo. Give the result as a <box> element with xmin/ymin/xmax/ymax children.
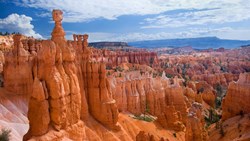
<box><xmin>1</xmin><ymin>32</ymin><xmax>250</xmax><ymax>45</ymax></box>
<box><xmin>88</xmin><ymin>36</ymin><xmax>250</xmax><ymax>43</ymax></box>
<box><xmin>127</xmin><ymin>36</ymin><xmax>250</xmax><ymax>49</ymax></box>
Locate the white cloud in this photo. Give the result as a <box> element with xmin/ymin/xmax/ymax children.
<box><xmin>15</xmin><ymin>0</ymin><xmax>250</xmax><ymax>41</ymax></box>
<box><xmin>142</xmin><ymin>0</ymin><xmax>250</xmax><ymax>28</ymax></box>
<box><xmin>0</xmin><ymin>13</ymin><xmax>43</xmax><ymax>38</ymax></box>
<box><xmin>36</xmin><ymin>12</ymin><xmax>51</xmax><ymax>18</ymax></box>
<box><xmin>15</xmin><ymin>0</ymin><xmax>165</xmax><ymax>22</ymax></box>
<box><xmin>14</xmin><ymin>0</ymin><xmax>250</xmax><ymax>24</ymax></box>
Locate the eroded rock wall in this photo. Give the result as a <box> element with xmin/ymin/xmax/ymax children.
<box><xmin>4</xmin><ymin>34</ymin><xmax>33</xmax><ymax>96</ymax></box>
<box><xmin>109</xmin><ymin>75</ymin><xmax>188</xmax><ymax>132</ymax></box>
<box><xmin>222</xmin><ymin>72</ymin><xmax>250</xmax><ymax>121</ymax></box>
<box><xmin>21</xmin><ymin>10</ymin><xmax>84</xmax><ymax>140</ymax></box>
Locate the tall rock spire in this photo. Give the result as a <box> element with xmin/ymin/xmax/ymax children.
<box><xmin>51</xmin><ymin>9</ymin><xmax>66</xmax><ymax>43</ymax></box>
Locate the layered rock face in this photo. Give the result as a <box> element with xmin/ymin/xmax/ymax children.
<box><xmin>108</xmin><ymin>76</ymin><xmax>146</xmax><ymax>115</ymax></box>
<box><xmin>157</xmin><ymin>49</ymin><xmax>249</xmax><ymax>92</ymax></box>
<box><xmin>1</xmin><ymin>9</ymin><xmax>120</xmax><ymax>140</ymax></box>
<box><xmin>0</xmin><ymin>35</ymin><xmax>14</xmax><ymax>52</ymax></box>
<box><xmin>185</xmin><ymin>103</ymin><xmax>207</xmax><ymax>141</ymax></box>
<box><xmin>90</xmin><ymin>48</ymin><xmax>158</xmax><ymax>68</ymax></box>
<box><xmin>72</xmin><ymin>34</ymin><xmax>119</xmax><ymax>129</ymax></box>
<box><xmin>3</xmin><ymin>34</ymin><xmax>33</xmax><ymax>96</ymax></box>
<box><xmin>208</xmin><ymin>114</ymin><xmax>250</xmax><ymax>141</ymax></box>
<box><xmin>108</xmin><ymin>74</ymin><xmax>210</xmax><ymax>140</ymax></box>
<box><xmin>0</xmin><ymin>88</ymin><xmax>29</xmax><ymax>140</ymax></box>
<box><xmin>165</xmin><ymin>81</ymin><xmax>188</xmax><ymax>125</ymax></box>
<box><xmin>136</xmin><ymin>131</ymin><xmax>169</xmax><ymax>141</ymax></box>
<box><xmin>195</xmin><ymin>81</ymin><xmax>216</xmax><ymax>107</ymax></box>
<box><xmin>23</xmin><ymin>9</ymin><xmax>84</xmax><ymax>140</ymax></box>
<box><xmin>222</xmin><ymin>72</ymin><xmax>250</xmax><ymax>121</ymax></box>
<box><xmin>0</xmin><ymin>51</ymin><xmax>4</xmax><ymax>86</ymax></box>
<box><xmin>86</xmin><ymin>62</ymin><xmax>119</xmax><ymax>129</ymax></box>
<box><xmin>192</xmin><ymin>73</ymin><xmax>238</xmax><ymax>87</ymax></box>
<box><xmin>109</xmin><ymin>75</ymin><xmax>187</xmax><ymax>132</ymax></box>
<box><xmin>6</xmin><ymin>9</ymin><xmax>120</xmax><ymax>140</ymax></box>
<box><xmin>209</xmin><ymin>71</ymin><xmax>250</xmax><ymax>141</ymax></box>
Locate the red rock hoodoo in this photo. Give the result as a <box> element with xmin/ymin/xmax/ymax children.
<box><xmin>222</xmin><ymin>73</ymin><xmax>250</xmax><ymax>121</ymax></box>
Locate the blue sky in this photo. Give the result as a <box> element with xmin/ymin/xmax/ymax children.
<box><xmin>0</xmin><ymin>0</ymin><xmax>250</xmax><ymax>42</ymax></box>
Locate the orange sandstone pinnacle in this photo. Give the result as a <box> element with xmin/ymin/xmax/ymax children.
<box><xmin>22</xmin><ymin>9</ymin><xmax>120</xmax><ymax>140</ymax></box>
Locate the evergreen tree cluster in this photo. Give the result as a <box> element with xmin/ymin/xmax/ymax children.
<box><xmin>0</xmin><ymin>31</ymin><xmax>20</xmax><ymax>36</ymax></box>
